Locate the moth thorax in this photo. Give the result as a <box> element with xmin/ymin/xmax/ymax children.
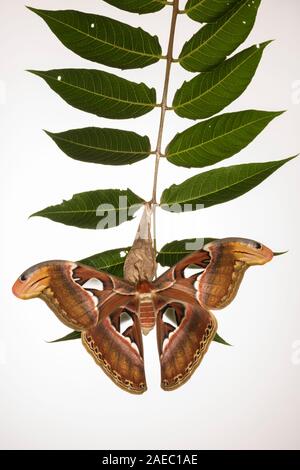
<box><xmin>139</xmin><ymin>292</ymin><xmax>152</xmax><ymax>302</ymax></box>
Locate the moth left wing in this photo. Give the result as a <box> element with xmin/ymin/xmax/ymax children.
<box><xmin>156</xmin><ymin>293</ymin><xmax>217</xmax><ymax>391</ymax></box>
<box><xmin>156</xmin><ymin>238</ymin><xmax>273</xmax><ymax>312</ymax></box>
<box><xmin>155</xmin><ymin>237</ymin><xmax>273</xmax><ymax>391</ymax></box>
<box><xmin>12</xmin><ymin>260</ymin><xmax>134</xmax><ymax>330</ymax></box>
<box><xmin>196</xmin><ymin>238</ymin><xmax>273</xmax><ymax>309</ymax></box>
<box><xmin>82</xmin><ymin>308</ymin><xmax>147</xmax><ymax>394</ymax></box>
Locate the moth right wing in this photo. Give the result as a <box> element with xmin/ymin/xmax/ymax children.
<box><xmin>82</xmin><ymin>308</ymin><xmax>147</xmax><ymax>394</ymax></box>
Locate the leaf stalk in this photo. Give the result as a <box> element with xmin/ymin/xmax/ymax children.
<box><xmin>151</xmin><ymin>0</ymin><xmax>179</xmax><ymax>263</ymax></box>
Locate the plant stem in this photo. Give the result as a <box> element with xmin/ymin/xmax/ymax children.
<box><xmin>151</xmin><ymin>0</ymin><xmax>179</xmax><ymax>261</ymax></box>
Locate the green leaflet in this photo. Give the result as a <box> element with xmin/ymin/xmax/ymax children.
<box><xmin>185</xmin><ymin>0</ymin><xmax>238</xmax><ymax>23</ymax></box>
<box><xmin>157</xmin><ymin>238</ymin><xmax>215</xmax><ymax>266</ymax></box>
<box><xmin>103</xmin><ymin>0</ymin><xmax>166</xmax><ymax>14</ymax></box>
<box><xmin>28</xmin><ymin>8</ymin><xmax>162</xmax><ymax>69</ymax></box>
<box><xmin>179</xmin><ymin>0</ymin><xmax>261</xmax><ymax>72</ymax></box>
<box><xmin>160</xmin><ymin>157</ymin><xmax>296</xmax><ymax>210</ymax></box>
<box><xmin>49</xmin><ymin>331</ymin><xmax>81</xmax><ymax>343</ymax></box>
<box><xmin>79</xmin><ymin>247</ymin><xmax>130</xmax><ymax>277</ymax></box>
<box><xmin>28</xmin><ymin>69</ymin><xmax>156</xmax><ymax>120</ymax></box>
<box><xmin>31</xmin><ymin>189</ymin><xmax>144</xmax><ymax>229</ymax></box>
<box><xmin>213</xmin><ymin>332</ymin><xmax>232</xmax><ymax>346</ymax></box>
<box><xmin>45</xmin><ymin>128</ymin><xmax>152</xmax><ymax>166</ymax></box>
<box><xmin>173</xmin><ymin>41</ymin><xmax>271</xmax><ymax>120</ymax></box>
<box><xmin>50</xmin><ymin>329</ymin><xmax>229</xmax><ymax>345</ymax></box>
<box><xmin>166</xmin><ymin>110</ymin><xmax>283</xmax><ymax>168</ymax></box>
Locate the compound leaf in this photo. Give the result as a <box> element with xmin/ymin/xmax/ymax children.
<box><xmin>173</xmin><ymin>41</ymin><xmax>271</xmax><ymax>120</ymax></box>
<box><xmin>179</xmin><ymin>0</ymin><xmax>261</xmax><ymax>72</ymax></box>
<box><xmin>103</xmin><ymin>0</ymin><xmax>166</xmax><ymax>14</ymax></box>
<box><xmin>28</xmin><ymin>7</ymin><xmax>162</xmax><ymax>69</ymax></box>
<box><xmin>166</xmin><ymin>110</ymin><xmax>283</xmax><ymax>168</ymax></box>
<box><xmin>79</xmin><ymin>247</ymin><xmax>130</xmax><ymax>276</ymax></box>
<box><xmin>31</xmin><ymin>189</ymin><xmax>144</xmax><ymax>229</ymax></box>
<box><xmin>46</xmin><ymin>128</ymin><xmax>152</xmax><ymax>166</ymax></box>
<box><xmin>185</xmin><ymin>0</ymin><xmax>238</xmax><ymax>23</ymax></box>
<box><xmin>161</xmin><ymin>157</ymin><xmax>296</xmax><ymax>210</ymax></box>
<box><xmin>29</xmin><ymin>69</ymin><xmax>157</xmax><ymax>120</ymax></box>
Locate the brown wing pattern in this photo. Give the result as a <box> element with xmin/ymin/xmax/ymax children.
<box><xmin>197</xmin><ymin>238</ymin><xmax>273</xmax><ymax>309</ymax></box>
<box><xmin>13</xmin><ymin>259</ymin><xmax>145</xmax><ymax>393</ymax></box>
<box><xmin>154</xmin><ymin>251</ymin><xmax>217</xmax><ymax>391</ymax></box>
<box><xmin>154</xmin><ymin>248</ymin><xmax>210</xmax><ymax>288</ymax></box>
<box><xmin>12</xmin><ymin>260</ymin><xmax>135</xmax><ymax>330</ymax></box>
<box><xmin>82</xmin><ymin>309</ymin><xmax>146</xmax><ymax>394</ymax></box>
<box><xmin>156</xmin><ymin>300</ymin><xmax>217</xmax><ymax>391</ymax></box>
<box><xmin>155</xmin><ymin>238</ymin><xmax>273</xmax><ymax>390</ymax></box>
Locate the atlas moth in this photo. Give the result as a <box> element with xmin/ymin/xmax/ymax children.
<box><xmin>12</xmin><ymin>238</ymin><xmax>273</xmax><ymax>393</ymax></box>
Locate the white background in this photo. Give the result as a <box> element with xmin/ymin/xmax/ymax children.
<box><xmin>1</xmin><ymin>0</ymin><xmax>300</xmax><ymax>449</ymax></box>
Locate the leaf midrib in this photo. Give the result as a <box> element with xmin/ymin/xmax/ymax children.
<box><xmin>83</xmin><ymin>259</ymin><xmax>125</xmax><ymax>269</ymax></box>
<box><xmin>36</xmin><ymin>72</ymin><xmax>155</xmax><ymax>108</ymax></box>
<box><xmin>145</xmin><ymin>0</ymin><xmax>166</xmax><ymax>6</ymax></box>
<box><xmin>38</xmin><ymin>206</ymin><xmax>136</xmax><ymax>215</ymax></box>
<box><xmin>162</xmin><ymin>161</ymin><xmax>281</xmax><ymax>205</ymax></box>
<box><xmin>100</xmin><ymin>261</ymin><xmax>124</xmax><ymax>269</ymax></box>
<box><xmin>36</xmin><ymin>201</ymin><xmax>141</xmax><ymax>216</ymax></box>
<box><xmin>80</xmin><ymin>247</ymin><xmax>131</xmax><ymax>270</ymax></box>
<box><xmin>180</xmin><ymin>0</ymin><xmax>248</xmax><ymax>61</ymax></box>
<box><xmin>184</xmin><ymin>0</ymin><xmax>206</xmax><ymax>15</ymax></box>
<box><xmin>36</xmin><ymin>9</ymin><xmax>161</xmax><ymax>60</ymax></box>
<box><xmin>159</xmin><ymin>249</ymin><xmax>189</xmax><ymax>256</ymax></box>
<box><xmin>49</xmin><ymin>134</ymin><xmax>149</xmax><ymax>156</ymax></box>
<box><xmin>184</xmin><ymin>0</ymin><xmax>217</xmax><ymax>16</ymax></box>
<box><xmin>174</xmin><ymin>45</ymin><xmax>262</xmax><ymax>111</ymax></box>
<box><xmin>167</xmin><ymin>113</ymin><xmax>274</xmax><ymax>158</ymax></box>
